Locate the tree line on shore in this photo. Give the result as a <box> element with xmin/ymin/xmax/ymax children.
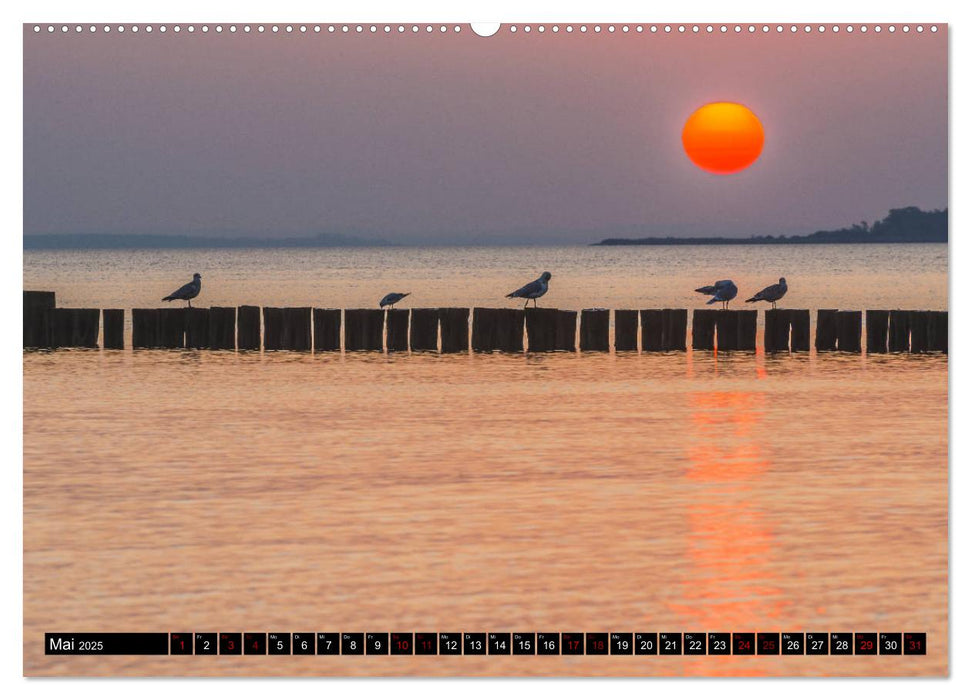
<box><xmin>594</xmin><ymin>207</ymin><xmax>947</xmax><ymax>246</ymax></box>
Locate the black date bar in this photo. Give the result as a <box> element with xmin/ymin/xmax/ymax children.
<box><xmin>46</xmin><ymin>633</ymin><xmax>169</xmax><ymax>655</ymax></box>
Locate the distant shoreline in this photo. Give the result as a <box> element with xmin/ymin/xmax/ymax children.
<box><xmin>22</xmin><ymin>240</ymin><xmax>950</xmax><ymax>251</ymax></box>
<box><xmin>593</xmin><ymin>206</ymin><xmax>946</xmax><ymax>247</ymax></box>
<box><xmin>22</xmin><ymin>232</ymin><xmax>395</xmax><ymax>250</ymax></box>
<box><xmin>22</xmin><ymin>206</ymin><xmax>947</xmax><ymax>250</ymax></box>
<box><xmin>593</xmin><ymin>237</ymin><xmax>945</xmax><ymax>246</ymax></box>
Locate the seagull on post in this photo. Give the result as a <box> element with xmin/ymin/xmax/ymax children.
<box><xmin>162</xmin><ymin>273</ymin><xmax>202</xmax><ymax>308</ymax></box>
<box><xmin>694</xmin><ymin>279</ymin><xmax>738</xmax><ymax>309</ymax></box>
<box><xmin>746</xmin><ymin>277</ymin><xmax>788</xmax><ymax>309</ymax></box>
<box><xmin>379</xmin><ymin>292</ymin><xmax>411</xmax><ymax>309</ymax></box>
<box><xmin>506</xmin><ymin>271</ymin><xmax>552</xmax><ymax>309</ymax></box>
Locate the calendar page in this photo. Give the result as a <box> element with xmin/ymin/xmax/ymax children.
<box><xmin>22</xmin><ymin>20</ymin><xmax>947</xmax><ymax>678</ymax></box>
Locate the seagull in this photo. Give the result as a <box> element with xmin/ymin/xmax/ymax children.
<box><xmin>379</xmin><ymin>292</ymin><xmax>410</xmax><ymax>309</ymax></box>
<box><xmin>746</xmin><ymin>277</ymin><xmax>788</xmax><ymax>309</ymax></box>
<box><xmin>506</xmin><ymin>271</ymin><xmax>552</xmax><ymax>308</ymax></box>
<box><xmin>162</xmin><ymin>273</ymin><xmax>202</xmax><ymax>308</ymax></box>
<box><xmin>694</xmin><ymin>279</ymin><xmax>738</xmax><ymax>309</ymax></box>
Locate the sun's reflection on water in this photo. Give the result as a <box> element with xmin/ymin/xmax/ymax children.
<box><xmin>674</xmin><ymin>390</ymin><xmax>787</xmax><ymax>675</ymax></box>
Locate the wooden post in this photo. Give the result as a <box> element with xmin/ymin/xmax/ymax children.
<box><xmin>184</xmin><ymin>308</ymin><xmax>210</xmax><ymax>349</ymax></box>
<box><xmin>102</xmin><ymin>309</ymin><xmax>124</xmax><ymax>349</ymax></box>
<box><xmin>77</xmin><ymin>309</ymin><xmax>101</xmax><ymax>348</ymax></box>
<box><xmin>472</xmin><ymin>308</ymin><xmax>497</xmax><ymax>352</ymax></box>
<box><xmin>410</xmin><ymin>309</ymin><xmax>439</xmax><ymax>351</ymax></box>
<box><xmin>471</xmin><ymin>308</ymin><xmax>495</xmax><ymax>352</ymax></box>
<box><xmin>261</xmin><ymin>307</ymin><xmax>311</xmax><ymax>350</ymax></box>
<box><xmin>77</xmin><ymin>309</ymin><xmax>100</xmax><ymax>348</ymax></box>
<box><xmin>498</xmin><ymin>309</ymin><xmax>525</xmax><ymax>352</ymax></box>
<box><xmin>579</xmin><ymin>309</ymin><xmax>609</xmax><ymax>351</ymax></box>
<box><xmin>344</xmin><ymin>309</ymin><xmax>384</xmax><ymax>351</ymax></box>
<box><xmin>736</xmin><ymin>310</ymin><xmax>757</xmax><ymax>351</ymax></box>
<box><xmin>51</xmin><ymin>308</ymin><xmax>100</xmax><ymax>348</ymax></box>
<box><xmin>263</xmin><ymin>307</ymin><xmax>285</xmax><ymax>350</ymax></box>
<box><xmin>525</xmin><ymin>308</ymin><xmax>557</xmax><ymax>352</ymax></box>
<box><xmin>208</xmin><ymin>307</ymin><xmax>236</xmax><ymax>350</ymax></box>
<box><xmin>24</xmin><ymin>291</ymin><xmax>55</xmax><ymax>348</ymax></box>
<box><xmin>889</xmin><ymin>310</ymin><xmax>911</xmax><ymax>352</ymax></box>
<box><xmin>836</xmin><ymin>310</ymin><xmax>862</xmax><ymax>352</ymax></box>
<box><xmin>815</xmin><ymin>309</ymin><xmax>839</xmax><ymax>351</ymax></box>
<box><xmin>614</xmin><ymin>310</ymin><xmax>638</xmax><ymax>352</ymax></box>
<box><xmin>313</xmin><ymin>309</ymin><xmax>341</xmax><ymax>351</ymax></box>
<box><xmin>865</xmin><ymin>310</ymin><xmax>889</xmax><ymax>354</ymax></box>
<box><xmin>927</xmin><ymin>311</ymin><xmax>947</xmax><ymax>353</ymax></box>
<box><xmin>386</xmin><ymin>309</ymin><xmax>409</xmax><ymax>352</ymax></box>
<box><xmin>132</xmin><ymin>309</ymin><xmax>160</xmax><ymax>348</ymax></box>
<box><xmin>488</xmin><ymin>308</ymin><xmax>524</xmax><ymax>352</ymax></box>
<box><xmin>692</xmin><ymin>309</ymin><xmax>717</xmax><ymax>350</ymax></box>
<box><xmin>662</xmin><ymin>309</ymin><xmax>688</xmax><ymax>351</ymax></box>
<box><xmin>908</xmin><ymin>311</ymin><xmax>929</xmax><ymax>353</ymax></box>
<box><xmin>554</xmin><ymin>310</ymin><xmax>577</xmax><ymax>351</ymax></box>
<box><xmin>285</xmin><ymin>307</ymin><xmax>312</xmax><ymax>351</ymax></box>
<box><xmin>237</xmin><ymin>305</ymin><xmax>261</xmax><ymax>350</ymax></box>
<box><xmin>789</xmin><ymin>310</ymin><xmax>811</xmax><ymax>352</ymax></box>
<box><xmin>439</xmin><ymin>308</ymin><xmax>469</xmax><ymax>353</ymax></box>
<box><xmin>470</xmin><ymin>308</ymin><xmax>524</xmax><ymax>353</ymax></box>
<box><xmin>764</xmin><ymin>309</ymin><xmax>791</xmax><ymax>353</ymax></box>
<box><xmin>157</xmin><ymin>308</ymin><xmax>186</xmax><ymax>348</ymax></box>
<box><xmin>714</xmin><ymin>310</ymin><xmax>739</xmax><ymax>351</ymax></box>
<box><xmin>640</xmin><ymin>309</ymin><xmax>663</xmax><ymax>351</ymax></box>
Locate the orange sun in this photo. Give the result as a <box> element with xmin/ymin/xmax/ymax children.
<box><xmin>682</xmin><ymin>102</ymin><xmax>764</xmax><ymax>175</ymax></box>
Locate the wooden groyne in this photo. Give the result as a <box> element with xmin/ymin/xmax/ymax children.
<box><xmin>691</xmin><ymin>309</ymin><xmax>755</xmax><ymax>352</ymax></box>
<box><xmin>472</xmin><ymin>308</ymin><xmax>524</xmax><ymax>352</ymax></box>
<box><xmin>643</xmin><ymin>309</ymin><xmax>689</xmax><ymax>351</ymax></box>
<box><xmin>23</xmin><ymin>291</ymin><xmax>948</xmax><ymax>355</ymax></box>
<box><xmin>525</xmin><ymin>309</ymin><xmax>576</xmax><ymax>352</ymax></box>
<box><xmin>763</xmin><ymin>309</ymin><xmax>811</xmax><ymax>353</ymax></box>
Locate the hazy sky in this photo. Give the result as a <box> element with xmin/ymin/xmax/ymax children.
<box><xmin>24</xmin><ymin>25</ymin><xmax>947</xmax><ymax>244</ymax></box>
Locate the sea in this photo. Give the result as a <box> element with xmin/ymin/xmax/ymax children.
<box><xmin>23</xmin><ymin>243</ymin><xmax>948</xmax><ymax>676</ymax></box>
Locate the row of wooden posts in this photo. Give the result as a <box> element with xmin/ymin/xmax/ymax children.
<box><xmin>23</xmin><ymin>291</ymin><xmax>947</xmax><ymax>354</ymax></box>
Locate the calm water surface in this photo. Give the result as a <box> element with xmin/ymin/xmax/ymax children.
<box><xmin>23</xmin><ymin>246</ymin><xmax>947</xmax><ymax>676</ymax></box>
<box><xmin>23</xmin><ymin>244</ymin><xmax>947</xmax><ymax>312</ymax></box>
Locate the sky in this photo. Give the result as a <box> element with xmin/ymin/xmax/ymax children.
<box><xmin>23</xmin><ymin>25</ymin><xmax>948</xmax><ymax>244</ymax></box>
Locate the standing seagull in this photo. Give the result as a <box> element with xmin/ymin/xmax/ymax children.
<box><xmin>162</xmin><ymin>273</ymin><xmax>202</xmax><ymax>308</ymax></box>
<box><xmin>746</xmin><ymin>277</ymin><xmax>788</xmax><ymax>309</ymax></box>
<box><xmin>379</xmin><ymin>292</ymin><xmax>410</xmax><ymax>309</ymax></box>
<box><xmin>694</xmin><ymin>279</ymin><xmax>738</xmax><ymax>309</ymax></box>
<box><xmin>506</xmin><ymin>271</ymin><xmax>552</xmax><ymax>308</ymax></box>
